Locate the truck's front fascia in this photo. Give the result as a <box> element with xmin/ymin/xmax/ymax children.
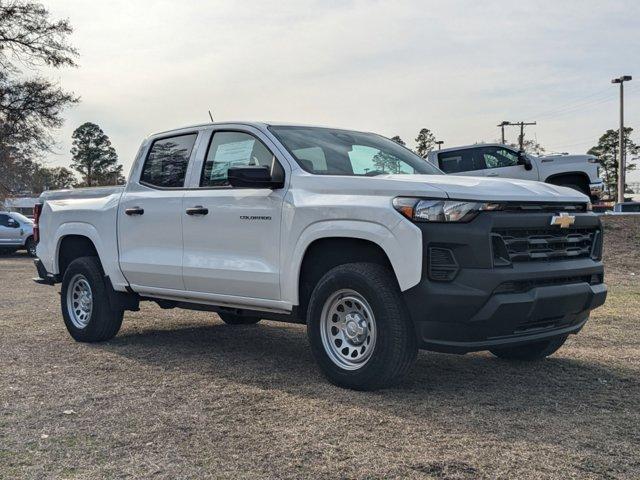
<box><xmin>401</xmin><ymin>205</ymin><xmax>606</xmax><ymax>353</ymax></box>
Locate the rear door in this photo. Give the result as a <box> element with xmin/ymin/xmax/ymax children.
<box><xmin>436</xmin><ymin>148</ymin><xmax>484</xmax><ymax>176</ymax></box>
<box><xmin>477</xmin><ymin>146</ymin><xmax>539</xmax><ymax>180</ymax></box>
<box><xmin>117</xmin><ymin>132</ymin><xmax>200</xmax><ymax>291</ymax></box>
<box><xmin>181</xmin><ymin>127</ymin><xmax>286</xmax><ymax>300</ymax></box>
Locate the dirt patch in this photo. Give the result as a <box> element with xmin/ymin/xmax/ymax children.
<box><xmin>1</xmin><ymin>222</ymin><xmax>639</xmax><ymax>479</ymax></box>
<box><xmin>602</xmin><ymin>215</ymin><xmax>640</xmax><ymax>286</ymax></box>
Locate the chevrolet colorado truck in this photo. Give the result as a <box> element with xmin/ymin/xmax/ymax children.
<box><xmin>33</xmin><ymin>122</ymin><xmax>607</xmax><ymax>390</ymax></box>
<box><xmin>426</xmin><ymin>144</ymin><xmax>604</xmax><ymax>200</ymax></box>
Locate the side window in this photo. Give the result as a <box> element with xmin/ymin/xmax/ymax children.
<box><xmin>438</xmin><ymin>149</ymin><xmax>477</xmax><ymax>173</ymax></box>
<box><xmin>140</xmin><ymin>134</ymin><xmax>198</xmax><ymax>188</ymax></box>
<box><xmin>200</xmin><ymin>131</ymin><xmax>280</xmax><ymax>187</ymax></box>
<box><xmin>0</xmin><ymin>214</ymin><xmax>10</xmax><ymax>227</ymax></box>
<box><xmin>294</xmin><ymin>146</ymin><xmax>327</xmax><ymax>172</ymax></box>
<box><xmin>482</xmin><ymin>147</ymin><xmax>519</xmax><ymax>169</ymax></box>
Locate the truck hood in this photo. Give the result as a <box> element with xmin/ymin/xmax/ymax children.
<box><xmin>381</xmin><ymin>174</ymin><xmax>589</xmax><ymax>203</ymax></box>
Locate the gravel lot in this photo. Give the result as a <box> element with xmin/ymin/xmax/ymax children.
<box><xmin>1</xmin><ymin>216</ymin><xmax>639</xmax><ymax>479</ymax></box>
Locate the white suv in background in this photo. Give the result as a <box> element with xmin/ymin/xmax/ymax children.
<box><xmin>426</xmin><ymin>144</ymin><xmax>604</xmax><ymax>200</ymax></box>
<box><xmin>0</xmin><ymin>211</ymin><xmax>36</xmax><ymax>256</ymax></box>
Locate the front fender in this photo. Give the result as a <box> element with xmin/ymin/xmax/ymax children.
<box><xmin>282</xmin><ymin>219</ymin><xmax>423</xmax><ymax>305</ymax></box>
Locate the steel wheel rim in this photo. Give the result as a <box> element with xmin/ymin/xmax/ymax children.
<box><xmin>320</xmin><ymin>289</ymin><xmax>377</xmax><ymax>370</ymax></box>
<box><xmin>67</xmin><ymin>274</ymin><xmax>93</xmax><ymax>329</ymax></box>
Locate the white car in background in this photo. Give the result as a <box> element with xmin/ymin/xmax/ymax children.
<box><xmin>0</xmin><ymin>211</ymin><xmax>36</xmax><ymax>256</ymax></box>
<box><xmin>426</xmin><ymin>144</ymin><xmax>604</xmax><ymax>200</ymax></box>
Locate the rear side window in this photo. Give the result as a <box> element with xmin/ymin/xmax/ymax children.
<box><xmin>200</xmin><ymin>131</ymin><xmax>278</xmax><ymax>187</ymax></box>
<box><xmin>140</xmin><ymin>133</ymin><xmax>198</xmax><ymax>188</ymax></box>
<box><xmin>438</xmin><ymin>149</ymin><xmax>478</xmax><ymax>173</ymax></box>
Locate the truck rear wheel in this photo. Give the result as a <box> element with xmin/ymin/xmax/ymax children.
<box><xmin>61</xmin><ymin>256</ymin><xmax>123</xmax><ymax>342</ymax></box>
<box><xmin>490</xmin><ymin>335</ymin><xmax>567</xmax><ymax>360</ymax></box>
<box><xmin>25</xmin><ymin>237</ymin><xmax>37</xmax><ymax>257</ymax></box>
<box><xmin>217</xmin><ymin>312</ymin><xmax>261</xmax><ymax>325</ymax></box>
<box><xmin>307</xmin><ymin>263</ymin><xmax>417</xmax><ymax>390</ymax></box>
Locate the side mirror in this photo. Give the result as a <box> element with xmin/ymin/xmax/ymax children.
<box><xmin>228</xmin><ymin>166</ymin><xmax>283</xmax><ymax>189</ymax></box>
<box><xmin>519</xmin><ymin>151</ymin><xmax>533</xmax><ymax>171</ymax></box>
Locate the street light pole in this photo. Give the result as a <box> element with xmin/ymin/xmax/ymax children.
<box><xmin>612</xmin><ymin>75</ymin><xmax>632</xmax><ymax>204</ymax></box>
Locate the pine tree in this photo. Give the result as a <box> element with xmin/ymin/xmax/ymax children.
<box><xmin>70</xmin><ymin>122</ymin><xmax>124</xmax><ymax>186</ymax></box>
<box><xmin>588</xmin><ymin>128</ymin><xmax>638</xmax><ymax>199</ymax></box>
<box><xmin>415</xmin><ymin>128</ymin><xmax>436</xmax><ymax>158</ymax></box>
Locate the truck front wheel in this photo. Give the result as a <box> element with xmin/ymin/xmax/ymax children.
<box><xmin>490</xmin><ymin>335</ymin><xmax>567</xmax><ymax>360</ymax></box>
<box><xmin>307</xmin><ymin>263</ymin><xmax>417</xmax><ymax>390</ymax></box>
<box><xmin>61</xmin><ymin>256</ymin><xmax>123</xmax><ymax>342</ymax></box>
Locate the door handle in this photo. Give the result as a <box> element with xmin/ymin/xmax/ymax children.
<box><xmin>486</xmin><ymin>172</ymin><xmax>499</xmax><ymax>177</ymax></box>
<box><xmin>186</xmin><ymin>206</ymin><xmax>209</xmax><ymax>216</ymax></box>
<box><xmin>125</xmin><ymin>207</ymin><xmax>144</xmax><ymax>216</ymax></box>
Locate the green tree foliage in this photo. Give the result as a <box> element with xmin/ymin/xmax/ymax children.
<box><xmin>415</xmin><ymin>128</ymin><xmax>436</xmax><ymax>158</ymax></box>
<box><xmin>0</xmin><ymin>1</ymin><xmax>79</xmax><ymax>194</ymax></box>
<box><xmin>390</xmin><ymin>135</ymin><xmax>406</xmax><ymax>146</ymax></box>
<box><xmin>70</xmin><ymin>122</ymin><xmax>124</xmax><ymax>186</ymax></box>
<box><xmin>32</xmin><ymin>165</ymin><xmax>76</xmax><ymax>191</ymax></box>
<box><xmin>588</xmin><ymin>128</ymin><xmax>638</xmax><ymax>198</ymax></box>
<box><xmin>509</xmin><ymin>139</ymin><xmax>546</xmax><ymax>156</ymax></box>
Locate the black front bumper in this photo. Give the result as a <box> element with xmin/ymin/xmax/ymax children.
<box><xmin>403</xmin><ymin>210</ymin><xmax>607</xmax><ymax>354</ymax></box>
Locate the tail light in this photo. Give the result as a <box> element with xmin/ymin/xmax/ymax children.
<box><xmin>33</xmin><ymin>203</ymin><xmax>42</xmax><ymax>243</ymax></box>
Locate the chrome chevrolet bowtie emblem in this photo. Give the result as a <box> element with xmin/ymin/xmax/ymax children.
<box><xmin>550</xmin><ymin>212</ymin><xmax>576</xmax><ymax>228</ymax></box>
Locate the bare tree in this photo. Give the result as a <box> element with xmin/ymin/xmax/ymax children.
<box><xmin>0</xmin><ymin>1</ymin><xmax>79</xmax><ymax>192</ymax></box>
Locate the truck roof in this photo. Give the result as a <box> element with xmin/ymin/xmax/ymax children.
<box><xmin>433</xmin><ymin>143</ymin><xmax>510</xmax><ymax>155</ymax></box>
<box><xmin>149</xmin><ymin>121</ymin><xmax>374</xmax><ymax>139</ymax></box>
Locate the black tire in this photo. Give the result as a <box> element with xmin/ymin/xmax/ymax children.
<box><xmin>25</xmin><ymin>237</ymin><xmax>37</xmax><ymax>257</ymax></box>
<box><xmin>307</xmin><ymin>263</ymin><xmax>417</xmax><ymax>391</ymax></box>
<box><xmin>490</xmin><ymin>335</ymin><xmax>568</xmax><ymax>361</ymax></box>
<box><xmin>217</xmin><ymin>312</ymin><xmax>261</xmax><ymax>325</ymax></box>
<box><xmin>61</xmin><ymin>256</ymin><xmax>123</xmax><ymax>342</ymax></box>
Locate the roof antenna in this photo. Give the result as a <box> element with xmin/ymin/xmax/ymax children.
<box><xmin>208</xmin><ymin>110</ymin><xmax>214</xmax><ymax>122</ymax></box>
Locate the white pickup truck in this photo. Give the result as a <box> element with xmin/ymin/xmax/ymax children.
<box><xmin>33</xmin><ymin>122</ymin><xmax>607</xmax><ymax>390</ymax></box>
<box><xmin>426</xmin><ymin>144</ymin><xmax>604</xmax><ymax>200</ymax></box>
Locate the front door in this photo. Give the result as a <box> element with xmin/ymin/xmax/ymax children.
<box><xmin>181</xmin><ymin>129</ymin><xmax>285</xmax><ymax>300</ymax></box>
<box><xmin>117</xmin><ymin>133</ymin><xmax>199</xmax><ymax>291</ymax></box>
<box><xmin>0</xmin><ymin>214</ymin><xmax>21</xmax><ymax>246</ymax></box>
<box><xmin>478</xmin><ymin>146</ymin><xmax>539</xmax><ymax>181</ymax></box>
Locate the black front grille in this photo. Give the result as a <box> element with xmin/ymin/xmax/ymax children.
<box><xmin>492</xmin><ymin>227</ymin><xmax>598</xmax><ymax>262</ymax></box>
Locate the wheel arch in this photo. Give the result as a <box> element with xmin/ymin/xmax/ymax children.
<box><xmin>53</xmin><ymin>223</ymin><xmax>106</xmax><ymax>278</ymax></box>
<box><xmin>285</xmin><ymin>219</ymin><xmax>423</xmax><ymax>316</ymax></box>
<box><xmin>544</xmin><ymin>172</ymin><xmax>590</xmax><ymax>191</ymax></box>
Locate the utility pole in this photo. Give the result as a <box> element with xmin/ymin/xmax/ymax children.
<box><xmin>497</xmin><ymin>121</ymin><xmax>509</xmax><ymax>144</ymax></box>
<box><xmin>612</xmin><ymin>75</ymin><xmax>632</xmax><ymax>204</ymax></box>
<box><xmin>435</xmin><ymin>140</ymin><xmax>444</xmax><ymax>150</ymax></box>
<box><xmin>500</xmin><ymin>121</ymin><xmax>536</xmax><ymax>151</ymax></box>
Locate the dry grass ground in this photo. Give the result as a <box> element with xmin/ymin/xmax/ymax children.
<box><xmin>1</xmin><ymin>217</ymin><xmax>639</xmax><ymax>479</ymax></box>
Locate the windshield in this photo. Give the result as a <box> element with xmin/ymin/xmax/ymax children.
<box><xmin>10</xmin><ymin>212</ymin><xmax>33</xmax><ymax>224</ymax></box>
<box><xmin>270</xmin><ymin>126</ymin><xmax>443</xmax><ymax>177</ymax></box>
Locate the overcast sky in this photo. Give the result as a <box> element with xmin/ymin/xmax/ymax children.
<box><xmin>43</xmin><ymin>0</ymin><xmax>640</xmax><ymax>181</ymax></box>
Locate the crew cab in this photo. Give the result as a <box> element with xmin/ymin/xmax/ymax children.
<box><xmin>426</xmin><ymin>144</ymin><xmax>604</xmax><ymax>200</ymax></box>
<box><xmin>33</xmin><ymin>122</ymin><xmax>607</xmax><ymax>390</ymax></box>
<box><xmin>0</xmin><ymin>211</ymin><xmax>36</xmax><ymax>256</ymax></box>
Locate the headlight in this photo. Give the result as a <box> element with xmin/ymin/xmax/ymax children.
<box><xmin>393</xmin><ymin>197</ymin><xmax>502</xmax><ymax>222</ymax></box>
